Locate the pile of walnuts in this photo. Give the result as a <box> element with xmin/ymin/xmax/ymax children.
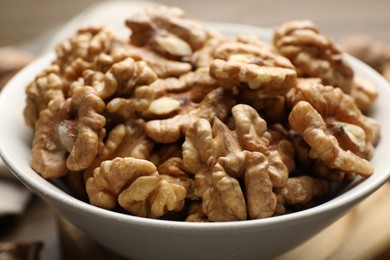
<box><xmin>24</xmin><ymin>6</ymin><xmax>381</xmax><ymax>221</ymax></box>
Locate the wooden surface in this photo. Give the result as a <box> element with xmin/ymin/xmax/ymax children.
<box><xmin>1</xmin><ymin>0</ymin><xmax>390</xmax><ymax>48</ymax></box>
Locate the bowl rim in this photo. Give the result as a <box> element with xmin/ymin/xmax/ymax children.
<box><xmin>1</xmin><ymin>21</ymin><xmax>390</xmax><ymax>232</ymax></box>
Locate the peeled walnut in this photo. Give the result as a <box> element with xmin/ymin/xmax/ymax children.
<box><xmin>118</xmin><ymin>44</ymin><xmax>192</xmax><ymax>78</ymax></box>
<box><xmin>287</xmin><ymin>78</ymin><xmax>380</xmax><ymax>160</ymax></box>
<box><xmin>275</xmin><ymin>176</ymin><xmax>329</xmax><ymax>205</ymax></box>
<box><xmin>187</xmin><ymin>30</ymin><xmax>226</xmax><ymax>68</ymax></box>
<box><xmin>350</xmin><ymin>75</ymin><xmax>378</xmax><ymax>113</ymax></box>
<box><xmin>186</xmin><ymin>201</ymin><xmax>209</xmax><ymax>222</ymax></box>
<box><xmin>143</xmin><ymin>67</ymin><xmax>219</xmax><ymax>118</ymax></box>
<box><xmin>83</xmin><ymin>119</ymin><xmax>154</xmax><ymax>180</ymax></box>
<box><xmin>126</xmin><ymin>5</ymin><xmax>207</xmax><ymax>57</ymax></box>
<box><xmin>210</xmin><ymin>59</ymin><xmax>296</xmax><ymax>94</ymax></box>
<box><xmin>289</xmin><ymin>101</ymin><xmax>374</xmax><ymax>176</ymax></box>
<box><xmin>31</xmin><ymin>86</ymin><xmax>106</xmax><ymax>178</ymax></box>
<box><xmin>23</xmin><ymin>65</ymin><xmax>65</xmax><ymax>128</ymax></box>
<box><xmin>209</xmin><ymin>40</ymin><xmax>297</xmax><ymax>94</ymax></box>
<box><xmin>182</xmin><ymin>104</ymin><xmax>289</xmax><ymax>221</ymax></box>
<box><xmin>118</xmin><ymin>174</ymin><xmax>187</xmax><ymax>218</ymax></box>
<box><xmin>86</xmin><ymin>157</ymin><xmax>187</xmax><ymax>218</ymax></box>
<box><xmin>86</xmin><ymin>157</ymin><xmax>159</xmax><ymax>209</ymax></box>
<box><xmin>31</xmin><ymin>98</ymin><xmax>72</xmax><ymax>178</ymax></box>
<box><xmin>24</xmin><ymin>10</ymin><xmax>383</xmax><ymax>222</ymax></box>
<box><xmin>148</xmin><ymin>142</ymin><xmax>183</xmax><ymax>167</ymax></box>
<box><xmin>195</xmin><ymin>162</ymin><xmax>248</xmax><ymax>221</ymax></box>
<box><xmin>157</xmin><ymin>157</ymin><xmax>196</xmax><ymax>200</ymax></box>
<box><xmin>340</xmin><ymin>34</ymin><xmax>390</xmax><ymax>74</ymax></box>
<box><xmin>274</xmin><ymin>20</ymin><xmax>354</xmax><ymax>93</ymax></box>
<box><xmin>213</xmin><ymin>41</ymin><xmax>294</xmax><ymax>70</ymax></box>
<box><xmin>144</xmin><ymin>87</ymin><xmax>235</xmax><ymax>143</ymax></box>
<box><xmin>54</xmin><ymin>26</ymin><xmax>116</xmax><ymax>80</ymax></box>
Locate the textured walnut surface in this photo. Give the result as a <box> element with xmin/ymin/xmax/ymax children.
<box><xmin>23</xmin><ymin>5</ymin><xmax>381</xmax><ymax>222</ymax></box>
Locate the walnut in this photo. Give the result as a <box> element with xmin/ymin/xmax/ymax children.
<box><xmin>31</xmin><ymin>98</ymin><xmax>72</xmax><ymax>178</ymax></box>
<box><xmin>31</xmin><ymin>85</ymin><xmax>106</xmax><ymax>178</ymax></box>
<box><xmin>287</xmin><ymin>79</ymin><xmax>380</xmax><ymax>160</ymax></box>
<box><xmin>195</xmin><ymin>162</ymin><xmax>248</xmax><ymax>221</ymax></box>
<box><xmin>350</xmin><ymin>75</ymin><xmax>378</xmax><ymax>113</ymax></box>
<box><xmin>274</xmin><ymin>20</ymin><xmax>354</xmax><ymax>93</ymax></box>
<box><xmin>23</xmin><ymin>65</ymin><xmax>65</xmax><ymax>128</ymax></box>
<box><xmin>339</xmin><ymin>34</ymin><xmax>390</xmax><ymax>74</ymax></box>
<box><xmin>96</xmin><ymin>57</ymin><xmax>157</xmax><ymax>99</ymax></box>
<box><xmin>143</xmin><ymin>67</ymin><xmax>219</xmax><ymax>118</ymax></box>
<box><xmin>289</xmin><ymin>101</ymin><xmax>374</xmax><ymax>176</ymax></box>
<box><xmin>126</xmin><ymin>6</ymin><xmax>207</xmax><ymax>57</ymax></box>
<box><xmin>243</xmin><ymin>151</ymin><xmax>278</xmax><ymax>219</ymax></box>
<box><xmin>86</xmin><ymin>157</ymin><xmax>159</xmax><ymax>210</ymax></box>
<box><xmin>235</xmin><ymin>34</ymin><xmax>269</xmax><ymax>48</ymax></box>
<box><xmin>187</xmin><ymin>30</ymin><xmax>226</xmax><ymax>68</ymax></box>
<box><xmin>107</xmin><ymin>86</ymin><xmax>155</xmax><ymax>119</ymax></box>
<box><xmin>182</xmin><ymin>104</ymin><xmax>289</xmax><ymax>221</ymax></box>
<box><xmin>236</xmin><ymin>88</ymin><xmax>288</xmax><ymax>123</ymax></box>
<box><xmin>213</xmin><ymin>41</ymin><xmax>295</xmax><ymax>70</ymax></box>
<box><xmin>118</xmin><ymin>174</ymin><xmax>187</xmax><ymax>218</ymax></box>
<box><xmin>157</xmin><ymin>157</ymin><xmax>196</xmax><ymax>200</ymax></box>
<box><xmin>83</xmin><ymin>119</ymin><xmax>154</xmax><ymax>180</ymax></box>
<box><xmin>24</xmin><ymin>12</ymin><xmax>382</xmax><ymax>222</ymax></box>
<box><xmin>186</xmin><ymin>201</ymin><xmax>209</xmax><ymax>222</ymax></box>
<box><xmin>54</xmin><ymin>26</ymin><xmax>116</xmax><ymax>79</ymax></box>
<box><xmin>274</xmin><ymin>176</ymin><xmax>329</xmax><ymax>205</ymax></box>
<box><xmin>209</xmin><ymin>40</ymin><xmax>297</xmax><ymax>94</ymax></box>
<box><xmin>268</xmin><ymin>124</ymin><xmax>296</xmax><ymax>173</ymax></box>
<box><xmin>118</xmin><ymin>44</ymin><xmax>192</xmax><ymax>78</ymax></box>
<box><xmin>86</xmin><ymin>157</ymin><xmax>187</xmax><ymax>218</ymax></box>
<box><xmin>210</xmin><ymin>59</ymin><xmax>296</xmax><ymax>94</ymax></box>
<box><xmin>144</xmin><ymin>87</ymin><xmax>235</xmax><ymax>143</ymax></box>
<box><xmin>148</xmin><ymin>142</ymin><xmax>183</xmax><ymax>167</ymax></box>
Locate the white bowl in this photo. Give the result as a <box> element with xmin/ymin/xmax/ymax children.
<box><xmin>1</xmin><ymin>23</ymin><xmax>390</xmax><ymax>260</ymax></box>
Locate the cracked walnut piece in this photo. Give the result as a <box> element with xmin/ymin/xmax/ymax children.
<box><xmin>274</xmin><ymin>20</ymin><xmax>354</xmax><ymax>93</ymax></box>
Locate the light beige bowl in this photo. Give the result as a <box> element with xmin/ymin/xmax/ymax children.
<box><xmin>1</xmin><ymin>23</ymin><xmax>390</xmax><ymax>260</ymax></box>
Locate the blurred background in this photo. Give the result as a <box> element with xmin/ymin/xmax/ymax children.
<box><xmin>1</xmin><ymin>0</ymin><xmax>390</xmax><ymax>48</ymax></box>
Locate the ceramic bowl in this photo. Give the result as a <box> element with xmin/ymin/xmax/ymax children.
<box><xmin>1</xmin><ymin>23</ymin><xmax>390</xmax><ymax>260</ymax></box>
